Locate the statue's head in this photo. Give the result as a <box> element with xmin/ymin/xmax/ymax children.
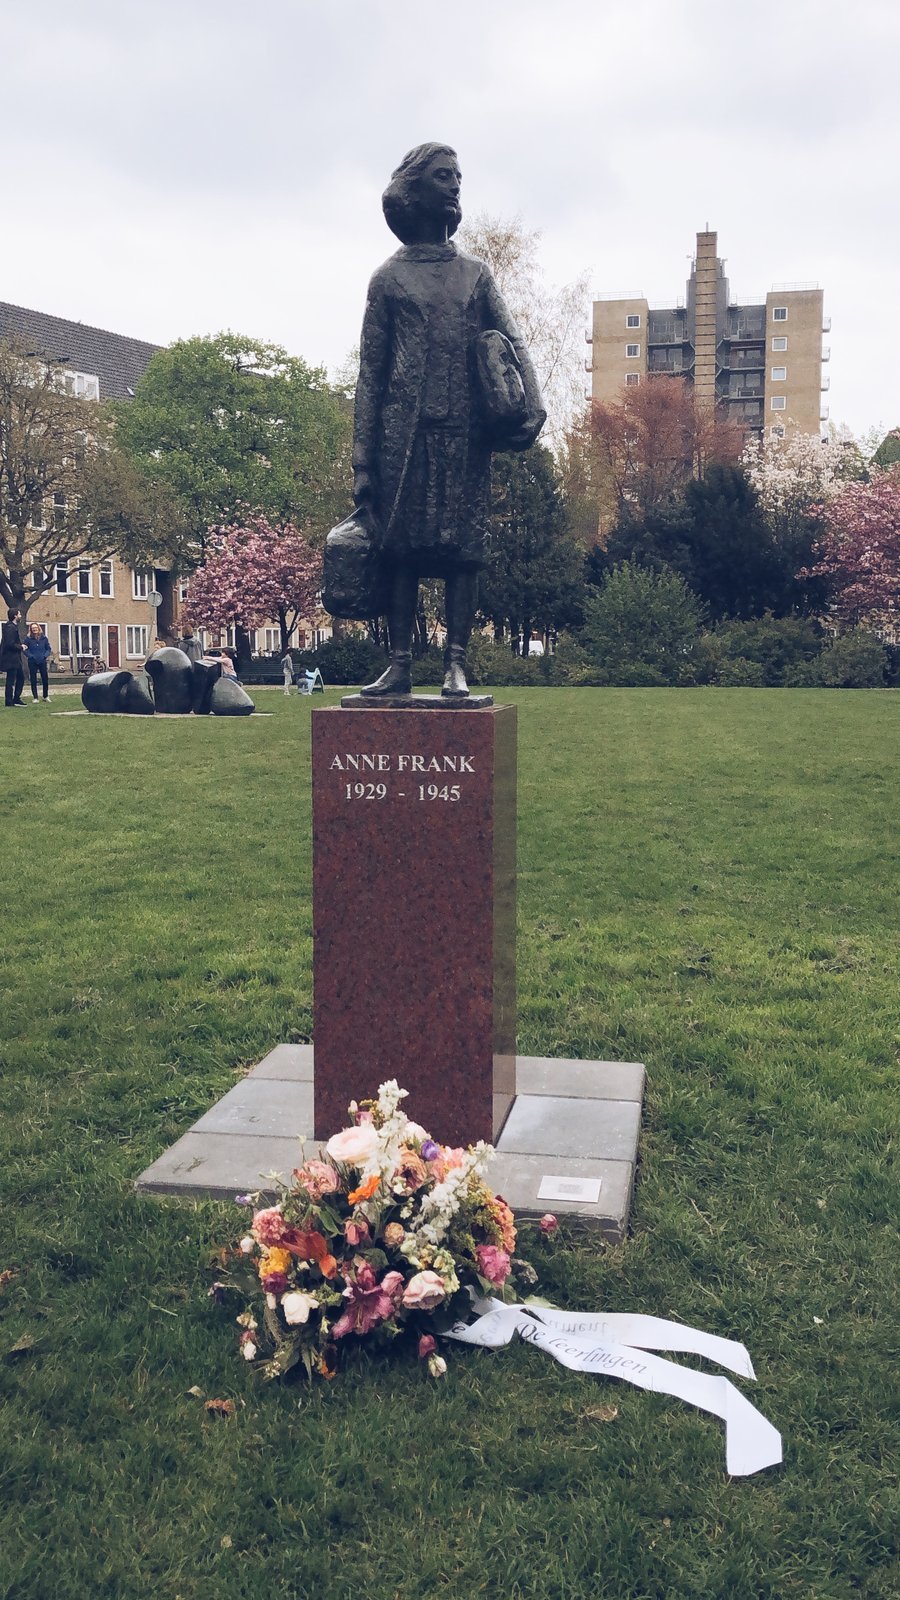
<box><xmin>382</xmin><ymin>143</ymin><xmax>462</xmax><ymax>245</ymax></box>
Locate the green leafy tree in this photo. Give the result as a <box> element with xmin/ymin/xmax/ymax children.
<box><xmin>0</xmin><ymin>339</ymin><xmax>183</xmax><ymax>622</ymax></box>
<box><xmin>478</xmin><ymin>446</ymin><xmax>584</xmax><ymax>653</ymax></box>
<box><xmin>579</xmin><ymin>561</ymin><xmax>704</xmax><ymax>684</ymax></box>
<box><xmin>114</xmin><ymin>333</ymin><xmax>352</xmax><ymax>562</ymax></box>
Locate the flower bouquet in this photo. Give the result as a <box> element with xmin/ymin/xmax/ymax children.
<box><xmin>213</xmin><ymin>1081</ymin><xmax>538</xmax><ymax>1380</ymax></box>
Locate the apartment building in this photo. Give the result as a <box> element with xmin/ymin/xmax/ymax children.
<box><xmin>588</xmin><ymin>231</ymin><xmax>830</xmax><ymax>439</ymax></box>
<box><xmin>0</xmin><ymin>301</ymin><xmax>331</xmax><ymax>669</ymax></box>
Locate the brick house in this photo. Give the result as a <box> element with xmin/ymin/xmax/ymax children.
<box><xmin>0</xmin><ymin>301</ymin><xmax>331</xmax><ymax>670</ymax></box>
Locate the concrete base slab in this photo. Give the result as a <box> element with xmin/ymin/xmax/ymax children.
<box><xmin>135</xmin><ymin>1045</ymin><xmax>644</xmax><ymax>1240</ymax></box>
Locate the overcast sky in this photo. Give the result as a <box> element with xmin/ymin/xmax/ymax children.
<box><xmin>4</xmin><ymin>0</ymin><xmax>897</xmax><ymax>438</ymax></box>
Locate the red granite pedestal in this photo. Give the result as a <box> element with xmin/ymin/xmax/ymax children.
<box><xmin>311</xmin><ymin>704</ymin><xmax>516</xmax><ymax>1146</ymax></box>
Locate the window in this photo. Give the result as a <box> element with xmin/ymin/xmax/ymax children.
<box><xmin>771</xmin><ymin>424</ymin><xmax>786</xmax><ymax>439</ymax></box>
<box><xmin>771</xmin><ymin>396</ymin><xmax>786</xmax><ymax>410</ymax></box>
<box><xmin>53</xmin><ymin>492</ymin><xmax>67</xmax><ymax>531</ymax></box>
<box><xmin>77</xmin><ymin>562</ymin><xmax>92</xmax><ymax>596</ymax></box>
<box><xmin>262</xmin><ymin>627</ymin><xmax>280</xmax><ymax>653</ymax></box>
<box><xmin>58</xmin><ymin>623</ymin><xmax>73</xmax><ymax>659</ymax></box>
<box><xmin>132</xmin><ymin>566</ymin><xmax>153</xmax><ymax>599</ymax></box>
<box><xmin>313</xmin><ymin>627</ymin><xmax>331</xmax><ymax>648</ymax></box>
<box><xmin>62</xmin><ymin>370</ymin><xmax>100</xmax><ymax>401</ymax></box>
<box><xmin>625</xmin><ymin>372</ymin><xmax>640</xmax><ymax>386</ymax></box>
<box><xmin>126</xmin><ymin>625</ymin><xmax>149</xmax><ymax>659</ymax></box>
<box><xmin>32</xmin><ymin>558</ymin><xmax>50</xmax><ymax>591</ymax></box>
<box><xmin>29</xmin><ymin>500</ymin><xmax>45</xmax><ymax>531</ymax></box>
<box><xmin>99</xmin><ymin>561</ymin><xmax>113</xmax><ymax>598</ymax></box>
<box><xmin>772</xmin><ymin>336</ymin><xmax>788</xmax><ymax>351</ymax></box>
<box><xmin>74</xmin><ymin>624</ymin><xmax>101</xmax><ymax>658</ymax></box>
<box><xmin>772</xmin><ymin>306</ymin><xmax>788</xmax><ymax>322</ymax></box>
<box><xmin>771</xmin><ymin>366</ymin><xmax>787</xmax><ymax>382</ymax></box>
<box><xmin>55</xmin><ymin>561</ymin><xmax>70</xmax><ymax>595</ymax></box>
<box><xmin>247</xmin><ymin>629</ymin><xmax>258</xmax><ymax>654</ymax></box>
<box><xmin>177</xmin><ymin>577</ymin><xmax>190</xmax><ymax>603</ymax></box>
<box><xmin>625</xmin><ymin>343</ymin><xmax>640</xmax><ymax>359</ymax></box>
<box><xmin>626</xmin><ymin>313</ymin><xmax>641</xmax><ymax>329</ymax></box>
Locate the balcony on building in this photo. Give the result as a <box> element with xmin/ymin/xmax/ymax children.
<box><xmin>821</xmin><ymin>375</ymin><xmax>830</xmax><ymax>391</ymax></box>
<box><xmin>822</xmin><ymin>315</ymin><xmax>832</xmax><ymax>332</ymax></box>
<box><xmin>584</xmin><ymin>359</ymin><xmax>593</xmax><ymax>373</ymax></box>
<box><xmin>584</xmin><ymin>331</ymin><xmax>593</xmax><ymax>343</ymax></box>
<box><xmin>822</xmin><ymin>346</ymin><xmax>830</xmax><ymax>361</ymax></box>
<box><xmin>647</xmin><ymin>312</ymin><xmax>686</xmax><ymax>345</ymax></box>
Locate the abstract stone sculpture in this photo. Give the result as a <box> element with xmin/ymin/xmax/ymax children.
<box><xmin>81</xmin><ymin>652</ymin><xmax>254</xmax><ymax>716</ymax></box>
<box><xmin>144</xmin><ymin>647</ymin><xmax>194</xmax><ymax>714</ymax></box>
<box><xmin>323</xmin><ymin>142</ymin><xmax>546</xmax><ymax>701</ymax></box>
<box><xmin>208</xmin><ymin>676</ymin><xmax>255</xmax><ymax>716</ymax></box>
<box><xmin>81</xmin><ymin>669</ymin><xmax>134</xmax><ymax>715</ymax></box>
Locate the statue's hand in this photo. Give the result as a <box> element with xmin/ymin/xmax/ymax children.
<box><xmin>352</xmin><ymin>468</ymin><xmax>375</xmax><ymax>508</ymax></box>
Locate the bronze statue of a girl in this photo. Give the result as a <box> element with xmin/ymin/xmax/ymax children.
<box><xmin>346</xmin><ymin>143</ymin><xmax>546</xmax><ymax>699</ymax></box>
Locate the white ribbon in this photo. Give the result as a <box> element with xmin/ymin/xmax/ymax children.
<box><xmin>444</xmin><ymin>1300</ymin><xmax>782</xmax><ymax>1477</ymax></box>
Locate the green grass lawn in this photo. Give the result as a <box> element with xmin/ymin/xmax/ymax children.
<box><xmin>0</xmin><ymin>688</ymin><xmax>897</xmax><ymax>1600</ymax></box>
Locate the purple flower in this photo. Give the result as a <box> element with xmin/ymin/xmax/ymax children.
<box><xmin>331</xmin><ymin>1261</ymin><xmax>405</xmax><ymax>1340</ymax></box>
<box><xmin>421</xmin><ymin>1140</ymin><xmax>440</xmax><ymax>1162</ymax></box>
<box><xmin>235</xmin><ymin>1194</ymin><xmax>253</xmax><ymax>1206</ymax></box>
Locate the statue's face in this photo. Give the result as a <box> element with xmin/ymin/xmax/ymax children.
<box><xmin>415</xmin><ymin>153</ymin><xmax>462</xmax><ymax>227</ymax></box>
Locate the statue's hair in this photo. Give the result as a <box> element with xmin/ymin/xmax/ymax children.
<box><xmin>382</xmin><ymin>143</ymin><xmax>461</xmax><ymax>245</ymax></box>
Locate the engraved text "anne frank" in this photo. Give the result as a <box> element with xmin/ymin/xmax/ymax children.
<box><xmin>330</xmin><ymin>754</ymin><xmax>475</xmax><ymax>773</ymax></box>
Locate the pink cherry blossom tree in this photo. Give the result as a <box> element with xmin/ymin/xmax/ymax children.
<box><xmin>184</xmin><ymin>514</ymin><xmax>322</xmax><ymax>653</ymax></box>
<box><xmin>805</xmin><ymin>470</ymin><xmax>900</xmax><ymax>629</ymax></box>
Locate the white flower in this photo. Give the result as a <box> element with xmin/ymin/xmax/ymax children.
<box><xmin>241</xmin><ymin>1339</ymin><xmax>258</xmax><ymax>1361</ymax></box>
<box><xmin>427</xmin><ymin>1353</ymin><xmax>448</xmax><ymax>1378</ymax></box>
<box><xmin>235</xmin><ymin>1310</ymin><xmax>258</xmax><ymax>1330</ymax></box>
<box><xmin>281</xmin><ymin>1290</ymin><xmax>320</xmax><ymax>1326</ymax></box>
<box><xmin>265</xmin><ymin>1292</ymin><xmax>278</xmax><ymax>1310</ymax></box>
<box><xmin>239</xmin><ymin>1235</ymin><xmax>255</xmax><ymax>1254</ymax></box>
<box><xmin>326</xmin><ymin>1123</ymin><xmax>379</xmax><ymax>1165</ymax></box>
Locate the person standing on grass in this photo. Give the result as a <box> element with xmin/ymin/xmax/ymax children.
<box><xmin>280</xmin><ymin>649</ymin><xmax>295</xmax><ymax>695</ymax></box>
<box><xmin>1</xmin><ymin>608</ymin><xmax>27</xmax><ymax>707</ymax></box>
<box><xmin>26</xmin><ymin>623</ymin><xmax>53</xmax><ymax>702</ymax></box>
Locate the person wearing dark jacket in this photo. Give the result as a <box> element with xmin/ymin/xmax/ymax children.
<box><xmin>1</xmin><ymin>609</ymin><xmax>27</xmax><ymax>707</ymax></box>
<box><xmin>26</xmin><ymin>623</ymin><xmax>53</xmax><ymax>702</ymax></box>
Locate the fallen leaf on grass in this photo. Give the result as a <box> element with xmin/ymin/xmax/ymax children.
<box><xmin>0</xmin><ymin>1270</ymin><xmax>19</xmax><ymax>1290</ymax></box>
<box><xmin>186</xmin><ymin>1386</ymin><xmax>205</xmax><ymax>1399</ymax></box>
<box><xmin>220</xmin><ymin>1536</ymin><xmax>233</xmax><ymax>1550</ymax></box>
<box><xmin>204</xmin><ymin>1398</ymin><xmax>235</xmax><ymax>1417</ymax></box>
<box><xmin>582</xmin><ymin>1404</ymin><xmax>619</xmax><ymax>1423</ymax></box>
<box><xmin>5</xmin><ymin>1333</ymin><xmax>35</xmax><ymax>1361</ymax></box>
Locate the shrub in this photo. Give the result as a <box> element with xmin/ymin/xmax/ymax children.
<box><xmin>785</xmin><ymin>628</ymin><xmax>888</xmax><ymax>688</ymax></box>
<box><xmin>545</xmin><ymin>632</ymin><xmax>594</xmax><ymax>685</ymax></box>
<box><xmin>716</xmin><ymin>656</ymin><xmax>767</xmax><ymax>687</ymax></box>
<box><xmin>295</xmin><ymin>635</ymin><xmax>386</xmax><ymax>685</ymax></box>
<box><xmin>465</xmin><ymin>635</ymin><xmax>543</xmax><ymax>686</ymax></box>
<box><xmin>578</xmin><ymin>562</ymin><xmax>704</xmax><ymax>685</ymax></box>
<box><xmin>410</xmin><ymin>646</ymin><xmax>445</xmax><ymax>685</ymax></box>
<box><xmin>708</xmin><ymin>613</ymin><xmax>822</xmax><ymax>686</ymax></box>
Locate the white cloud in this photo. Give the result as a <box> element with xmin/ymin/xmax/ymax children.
<box><xmin>3</xmin><ymin>0</ymin><xmax>898</xmax><ymax>434</ymax></box>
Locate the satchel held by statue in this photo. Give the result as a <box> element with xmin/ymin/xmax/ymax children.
<box><xmin>322</xmin><ymin>506</ymin><xmax>390</xmax><ymax>621</ymax></box>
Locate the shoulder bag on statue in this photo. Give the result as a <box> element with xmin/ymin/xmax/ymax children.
<box><xmin>474</xmin><ymin>329</ymin><xmax>533</xmax><ymax>449</ymax></box>
<box><xmin>322</xmin><ymin>506</ymin><xmax>389</xmax><ymax>621</ymax></box>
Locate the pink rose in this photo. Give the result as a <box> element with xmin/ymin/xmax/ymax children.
<box><xmin>326</xmin><ymin>1124</ymin><xmax>379</xmax><ymax>1166</ymax></box>
<box><xmin>344</xmin><ymin>1217</ymin><xmax>370</xmax><ymax>1247</ymax></box>
<box><xmin>293</xmin><ymin>1160</ymin><xmax>341</xmax><ymax>1201</ymax></box>
<box><xmin>418</xmin><ymin>1333</ymin><xmax>437</xmax><ymax>1359</ymax></box>
<box><xmin>539</xmin><ymin>1213</ymin><xmax>559</xmax><ymax>1234</ymax></box>
<box><xmin>401</xmin><ymin>1270</ymin><xmax>446</xmax><ymax>1311</ymax></box>
<box><xmin>475</xmin><ymin>1245</ymin><xmax>511</xmax><ymax>1285</ymax></box>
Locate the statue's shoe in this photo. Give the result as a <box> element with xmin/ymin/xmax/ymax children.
<box><xmin>441</xmin><ymin>660</ymin><xmax>470</xmax><ymax>697</ymax></box>
<box><xmin>361</xmin><ymin>657</ymin><xmax>412</xmax><ymax>696</ymax></box>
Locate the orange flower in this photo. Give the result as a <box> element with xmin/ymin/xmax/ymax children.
<box><xmin>348</xmin><ymin>1173</ymin><xmax>381</xmax><ymax>1205</ymax></box>
<box><xmin>319</xmin><ymin>1254</ymin><xmax>338</xmax><ymax>1280</ymax></box>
